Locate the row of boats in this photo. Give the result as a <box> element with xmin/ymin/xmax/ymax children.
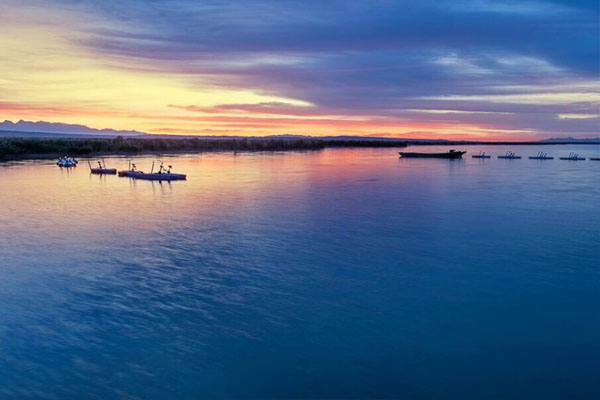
<box><xmin>399</xmin><ymin>150</ymin><xmax>599</xmax><ymax>161</ymax></box>
<box><xmin>57</xmin><ymin>157</ymin><xmax>187</xmax><ymax>181</ymax></box>
<box><xmin>476</xmin><ymin>151</ymin><xmax>593</xmax><ymax>160</ymax></box>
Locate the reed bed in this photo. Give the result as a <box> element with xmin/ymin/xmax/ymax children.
<box><xmin>0</xmin><ymin>136</ymin><xmax>410</xmax><ymax>160</ymax></box>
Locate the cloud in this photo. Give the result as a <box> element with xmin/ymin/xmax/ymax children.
<box><xmin>1</xmin><ymin>0</ymin><xmax>598</xmax><ymax>138</ymax></box>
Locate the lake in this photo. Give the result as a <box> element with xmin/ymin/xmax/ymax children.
<box><xmin>1</xmin><ymin>145</ymin><xmax>599</xmax><ymax>399</ymax></box>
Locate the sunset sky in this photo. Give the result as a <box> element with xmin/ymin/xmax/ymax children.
<box><xmin>1</xmin><ymin>0</ymin><xmax>598</xmax><ymax>140</ymax></box>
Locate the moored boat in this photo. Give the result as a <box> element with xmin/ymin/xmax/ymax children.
<box><xmin>89</xmin><ymin>160</ymin><xmax>117</xmax><ymax>174</ymax></box>
<box><xmin>529</xmin><ymin>152</ymin><xmax>554</xmax><ymax>160</ymax></box>
<box><xmin>91</xmin><ymin>168</ymin><xmax>117</xmax><ymax>174</ymax></box>
<box><xmin>119</xmin><ymin>161</ymin><xmax>187</xmax><ymax>181</ymax></box>
<box><xmin>124</xmin><ymin>171</ymin><xmax>187</xmax><ymax>181</ymax></box>
<box><xmin>56</xmin><ymin>156</ymin><xmax>77</xmax><ymax>167</ymax></box>
<box><xmin>119</xmin><ymin>161</ymin><xmax>141</xmax><ymax>177</ymax></box>
<box><xmin>399</xmin><ymin>149</ymin><xmax>466</xmax><ymax>159</ymax></box>
<box><xmin>559</xmin><ymin>152</ymin><xmax>585</xmax><ymax>161</ymax></box>
<box><xmin>498</xmin><ymin>151</ymin><xmax>521</xmax><ymax>159</ymax></box>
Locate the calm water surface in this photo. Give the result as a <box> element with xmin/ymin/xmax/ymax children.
<box><xmin>1</xmin><ymin>145</ymin><xmax>599</xmax><ymax>399</ymax></box>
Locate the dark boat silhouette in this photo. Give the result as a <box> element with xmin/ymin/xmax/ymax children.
<box><xmin>498</xmin><ymin>151</ymin><xmax>521</xmax><ymax>159</ymax></box>
<box><xmin>89</xmin><ymin>160</ymin><xmax>117</xmax><ymax>174</ymax></box>
<box><xmin>91</xmin><ymin>168</ymin><xmax>117</xmax><ymax>174</ymax></box>
<box><xmin>559</xmin><ymin>152</ymin><xmax>586</xmax><ymax>161</ymax></box>
<box><xmin>399</xmin><ymin>149</ymin><xmax>466</xmax><ymax>159</ymax></box>
<box><xmin>528</xmin><ymin>152</ymin><xmax>554</xmax><ymax>160</ymax></box>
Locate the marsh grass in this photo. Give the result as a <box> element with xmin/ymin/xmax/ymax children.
<box><xmin>0</xmin><ymin>137</ymin><xmax>409</xmax><ymax>160</ymax></box>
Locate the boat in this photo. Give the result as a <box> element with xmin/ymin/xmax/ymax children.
<box><xmin>56</xmin><ymin>156</ymin><xmax>77</xmax><ymax>167</ymax></box>
<box><xmin>472</xmin><ymin>151</ymin><xmax>491</xmax><ymax>159</ymax></box>
<box><xmin>119</xmin><ymin>161</ymin><xmax>187</xmax><ymax>181</ymax></box>
<box><xmin>590</xmin><ymin>157</ymin><xmax>600</xmax><ymax>161</ymax></box>
<box><xmin>89</xmin><ymin>160</ymin><xmax>117</xmax><ymax>174</ymax></box>
<box><xmin>559</xmin><ymin>152</ymin><xmax>585</xmax><ymax>161</ymax></box>
<box><xmin>91</xmin><ymin>168</ymin><xmax>117</xmax><ymax>174</ymax></box>
<box><xmin>118</xmin><ymin>161</ymin><xmax>142</xmax><ymax>177</ymax></box>
<box><xmin>124</xmin><ymin>171</ymin><xmax>187</xmax><ymax>181</ymax></box>
<box><xmin>399</xmin><ymin>149</ymin><xmax>466</xmax><ymax>159</ymax></box>
<box><xmin>529</xmin><ymin>152</ymin><xmax>554</xmax><ymax>160</ymax></box>
<box><xmin>498</xmin><ymin>151</ymin><xmax>521</xmax><ymax>159</ymax></box>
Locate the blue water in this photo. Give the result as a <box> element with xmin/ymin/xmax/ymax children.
<box><xmin>1</xmin><ymin>145</ymin><xmax>599</xmax><ymax>399</ymax></box>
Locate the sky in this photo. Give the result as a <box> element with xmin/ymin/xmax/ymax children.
<box><xmin>0</xmin><ymin>0</ymin><xmax>598</xmax><ymax>140</ymax></box>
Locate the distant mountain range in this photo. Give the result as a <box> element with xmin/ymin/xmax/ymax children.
<box><xmin>1</xmin><ymin>119</ymin><xmax>599</xmax><ymax>143</ymax></box>
<box><xmin>0</xmin><ymin>119</ymin><xmax>146</xmax><ymax>137</ymax></box>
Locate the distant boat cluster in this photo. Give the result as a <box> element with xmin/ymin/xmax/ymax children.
<box><xmin>56</xmin><ymin>156</ymin><xmax>79</xmax><ymax>167</ymax></box>
<box><xmin>57</xmin><ymin>158</ymin><xmax>187</xmax><ymax>181</ymax></box>
<box><xmin>399</xmin><ymin>150</ymin><xmax>599</xmax><ymax>161</ymax></box>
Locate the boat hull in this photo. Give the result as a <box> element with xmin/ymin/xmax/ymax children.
<box><xmin>559</xmin><ymin>157</ymin><xmax>585</xmax><ymax>160</ymax></box>
<box><xmin>91</xmin><ymin>168</ymin><xmax>117</xmax><ymax>174</ymax></box>
<box><xmin>498</xmin><ymin>156</ymin><xmax>521</xmax><ymax>159</ymax></box>
<box><xmin>472</xmin><ymin>155</ymin><xmax>490</xmax><ymax>159</ymax></box>
<box><xmin>399</xmin><ymin>151</ymin><xmax>466</xmax><ymax>159</ymax></box>
<box><xmin>118</xmin><ymin>170</ymin><xmax>137</xmax><ymax>177</ymax></box>
<box><xmin>528</xmin><ymin>157</ymin><xmax>554</xmax><ymax>160</ymax></box>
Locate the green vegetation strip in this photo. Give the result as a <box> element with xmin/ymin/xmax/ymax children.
<box><xmin>0</xmin><ymin>137</ymin><xmax>409</xmax><ymax>160</ymax></box>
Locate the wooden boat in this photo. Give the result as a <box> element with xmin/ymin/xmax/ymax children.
<box><xmin>472</xmin><ymin>152</ymin><xmax>491</xmax><ymax>159</ymax></box>
<box><xmin>529</xmin><ymin>152</ymin><xmax>554</xmax><ymax>160</ymax></box>
<box><xmin>399</xmin><ymin>149</ymin><xmax>466</xmax><ymax>159</ymax></box>
<box><xmin>559</xmin><ymin>152</ymin><xmax>585</xmax><ymax>161</ymax></box>
<box><xmin>498</xmin><ymin>151</ymin><xmax>521</xmax><ymax>159</ymax></box>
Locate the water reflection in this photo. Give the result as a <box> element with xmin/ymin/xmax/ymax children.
<box><xmin>0</xmin><ymin>146</ymin><xmax>599</xmax><ymax>399</ymax></box>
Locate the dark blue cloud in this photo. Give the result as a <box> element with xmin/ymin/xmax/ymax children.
<box><xmin>70</xmin><ymin>0</ymin><xmax>598</xmax><ymax>71</ymax></box>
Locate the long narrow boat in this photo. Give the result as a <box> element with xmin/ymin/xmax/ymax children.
<box><xmin>89</xmin><ymin>160</ymin><xmax>116</xmax><ymax>174</ymax></box>
<box><xmin>119</xmin><ymin>161</ymin><xmax>187</xmax><ymax>180</ymax></box>
<box><xmin>119</xmin><ymin>161</ymin><xmax>142</xmax><ymax>177</ymax></box>
<box><xmin>472</xmin><ymin>152</ymin><xmax>491</xmax><ymax>159</ymax></box>
<box><xmin>559</xmin><ymin>152</ymin><xmax>585</xmax><ymax>161</ymax></box>
<box><xmin>399</xmin><ymin>149</ymin><xmax>466</xmax><ymax>159</ymax></box>
<box><xmin>124</xmin><ymin>171</ymin><xmax>187</xmax><ymax>181</ymax></box>
<box><xmin>498</xmin><ymin>151</ymin><xmax>521</xmax><ymax>159</ymax></box>
<box><xmin>529</xmin><ymin>152</ymin><xmax>554</xmax><ymax>160</ymax></box>
<box><xmin>91</xmin><ymin>168</ymin><xmax>117</xmax><ymax>174</ymax></box>
<box><xmin>590</xmin><ymin>157</ymin><xmax>600</xmax><ymax>161</ymax></box>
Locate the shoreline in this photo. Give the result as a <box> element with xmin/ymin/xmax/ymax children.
<box><xmin>0</xmin><ymin>137</ymin><xmax>410</xmax><ymax>161</ymax></box>
<box><xmin>1</xmin><ymin>136</ymin><xmax>597</xmax><ymax>162</ymax></box>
